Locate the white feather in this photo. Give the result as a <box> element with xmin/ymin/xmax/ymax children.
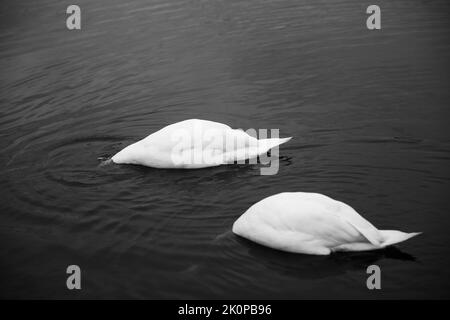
<box><xmin>111</xmin><ymin>119</ymin><xmax>291</xmax><ymax>168</ymax></box>
<box><xmin>232</xmin><ymin>192</ymin><xmax>421</xmax><ymax>255</ymax></box>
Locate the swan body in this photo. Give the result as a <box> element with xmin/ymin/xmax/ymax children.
<box><xmin>112</xmin><ymin>119</ymin><xmax>291</xmax><ymax>168</ymax></box>
<box><xmin>232</xmin><ymin>192</ymin><xmax>421</xmax><ymax>255</ymax></box>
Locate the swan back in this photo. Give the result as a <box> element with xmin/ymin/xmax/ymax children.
<box><xmin>111</xmin><ymin>119</ymin><xmax>291</xmax><ymax>168</ymax></box>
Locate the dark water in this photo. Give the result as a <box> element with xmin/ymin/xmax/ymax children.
<box><xmin>1</xmin><ymin>0</ymin><xmax>450</xmax><ymax>299</ymax></box>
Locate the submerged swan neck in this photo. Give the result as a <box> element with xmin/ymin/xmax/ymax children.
<box><xmin>112</xmin><ymin>142</ymin><xmax>143</xmax><ymax>164</ymax></box>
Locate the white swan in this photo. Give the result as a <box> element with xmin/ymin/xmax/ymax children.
<box><xmin>232</xmin><ymin>192</ymin><xmax>421</xmax><ymax>255</ymax></box>
<box><xmin>111</xmin><ymin>119</ymin><xmax>291</xmax><ymax>168</ymax></box>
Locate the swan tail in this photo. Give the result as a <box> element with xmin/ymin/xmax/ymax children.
<box><xmin>257</xmin><ymin>137</ymin><xmax>292</xmax><ymax>154</ymax></box>
<box><xmin>379</xmin><ymin>230</ymin><xmax>422</xmax><ymax>247</ymax></box>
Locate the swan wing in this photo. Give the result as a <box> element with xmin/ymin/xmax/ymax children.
<box><xmin>331</xmin><ymin>199</ymin><xmax>383</xmax><ymax>246</ymax></box>
<box><xmin>260</xmin><ymin>193</ymin><xmax>384</xmax><ymax>246</ymax></box>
